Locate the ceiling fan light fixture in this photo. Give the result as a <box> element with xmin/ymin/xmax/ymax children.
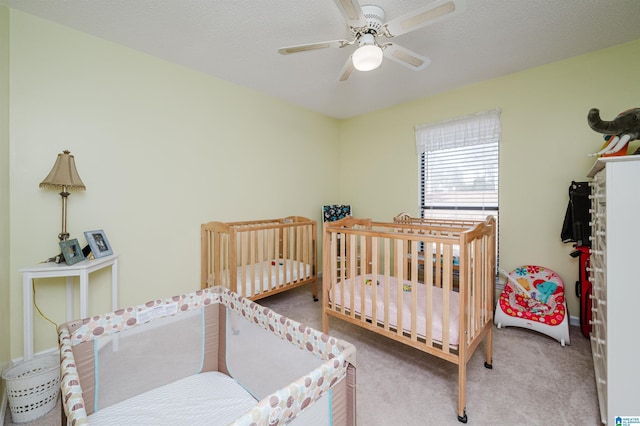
<box><xmin>278</xmin><ymin>0</ymin><xmax>465</xmax><ymax>81</ymax></box>
<box><xmin>352</xmin><ymin>34</ymin><xmax>383</xmax><ymax>71</ymax></box>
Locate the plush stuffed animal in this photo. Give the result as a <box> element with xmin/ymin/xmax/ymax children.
<box><xmin>588</xmin><ymin>107</ymin><xmax>640</xmax><ymax>156</ymax></box>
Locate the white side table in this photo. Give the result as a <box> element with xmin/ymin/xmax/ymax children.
<box><xmin>21</xmin><ymin>254</ymin><xmax>119</xmax><ymax>360</ymax></box>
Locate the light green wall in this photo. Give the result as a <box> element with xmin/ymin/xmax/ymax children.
<box><xmin>1</xmin><ymin>5</ymin><xmax>11</xmax><ymax>389</ymax></box>
<box><xmin>7</xmin><ymin>11</ymin><xmax>340</xmax><ymax>357</ymax></box>
<box><xmin>337</xmin><ymin>38</ymin><xmax>640</xmax><ymax>317</ymax></box>
<box><xmin>4</xmin><ymin>7</ymin><xmax>640</xmax><ymax>358</ymax></box>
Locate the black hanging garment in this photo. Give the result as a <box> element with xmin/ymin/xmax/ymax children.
<box><xmin>561</xmin><ymin>181</ymin><xmax>592</xmax><ymax>338</ymax></box>
<box><xmin>561</xmin><ymin>181</ymin><xmax>592</xmax><ymax>246</ymax></box>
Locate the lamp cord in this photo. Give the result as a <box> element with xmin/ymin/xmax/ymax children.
<box><xmin>32</xmin><ymin>281</ymin><xmax>58</xmax><ymax>328</ymax></box>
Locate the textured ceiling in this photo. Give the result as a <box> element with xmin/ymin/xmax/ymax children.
<box><xmin>3</xmin><ymin>0</ymin><xmax>640</xmax><ymax>119</ymax></box>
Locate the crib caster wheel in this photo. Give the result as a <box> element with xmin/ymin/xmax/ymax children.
<box><xmin>457</xmin><ymin>410</ymin><xmax>468</xmax><ymax>423</ymax></box>
<box><xmin>484</xmin><ymin>361</ymin><xmax>493</xmax><ymax>369</ymax></box>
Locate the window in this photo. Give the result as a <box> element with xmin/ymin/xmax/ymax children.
<box><xmin>416</xmin><ymin>109</ymin><xmax>500</xmax><ymax>222</ymax></box>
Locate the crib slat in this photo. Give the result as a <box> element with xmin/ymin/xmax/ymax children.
<box><xmin>473</xmin><ymin>240</ymin><xmax>482</xmax><ymax>338</ymax></box>
<box><xmin>298</xmin><ymin>226</ymin><xmax>304</xmax><ymax>282</ymax></box>
<box><xmin>383</xmin><ymin>238</ymin><xmax>391</xmax><ymax>331</ymax></box>
<box><xmin>244</xmin><ymin>231</ymin><xmax>252</xmax><ymax>296</ymax></box>
<box><xmin>281</xmin><ymin>227</ymin><xmax>288</xmax><ymax>288</ymax></box>
<box><xmin>221</xmin><ymin>233</ymin><xmax>228</xmax><ymax>289</ymax></box>
<box><xmin>267</xmin><ymin>228</ymin><xmax>274</xmax><ymax>289</ymax></box>
<box><xmin>410</xmin><ymin>240</ymin><xmax>418</xmax><ymax>341</ymax></box>
<box><xmin>394</xmin><ymin>239</ymin><xmax>403</xmax><ymax>338</ymax></box>
<box><xmin>435</xmin><ymin>241</ymin><xmax>442</xmax><ymax>289</ymax></box>
<box><xmin>370</xmin><ymin>236</ymin><xmax>378</xmax><ymax>330</ymax></box>
<box><xmin>357</xmin><ymin>234</ymin><xmax>365</xmax><ymax>321</ymax></box>
<box><xmin>340</xmin><ymin>233</ymin><xmax>346</xmax><ymax>315</ymax></box>
<box><xmin>425</xmin><ymin>240</ymin><xmax>434</xmax><ymax>347</ymax></box>
<box><xmin>348</xmin><ymin>233</ymin><xmax>356</xmax><ymax>320</ymax></box>
<box><xmin>441</xmin><ymin>243</ymin><xmax>452</xmax><ymax>351</ymax></box>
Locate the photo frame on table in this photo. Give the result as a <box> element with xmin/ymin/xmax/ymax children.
<box><xmin>59</xmin><ymin>238</ymin><xmax>85</xmax><ymax>266</ymax></box>
<box><xmin>84</xmin><ymin>229</ymin><xmax>113</xmax><ymax>258</ymax></box>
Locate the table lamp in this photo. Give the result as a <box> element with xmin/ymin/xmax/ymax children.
<box><xmin>39</xmin><ymin>150</ymin><xmax>86</xmax><ymax>241</ymax></box>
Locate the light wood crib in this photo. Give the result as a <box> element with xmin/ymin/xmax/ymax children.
<box><xmin>59</xmin><ymin>287</ymin><xmax>356</xmax><ymax>425</ymax></box>
<box><xmin>322</xmin><ymin>215</ymin><xmax>496</xmax><ymax>423</ymax></box>
<box><xmin>201</xmin><ymin>216</ymin><xmax>318</xmax><ymax>301</ymax></box>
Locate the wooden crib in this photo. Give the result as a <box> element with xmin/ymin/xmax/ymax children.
<box><xmin>322</xmin><ymin>216</ymin><xmax>496</xmax><ymax>423</ymax></box>
<box><xmin>201</xmin><ymin>216</ymin><xmax>318</xmax><ymax>301</ymax></box>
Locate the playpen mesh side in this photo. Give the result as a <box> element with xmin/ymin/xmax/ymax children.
<box><xmin>96</xmin><ymin>310</ymin><xmax>208</xmax><ymax>410</ymax></box>
<box><xmin>63</xmin><ymin>302</ymin><xmax>221</xmax><ymax>416</ymax></box>
<box><xmin>225</xmin><ymin>309</ymin><xmax>336</xmax><ymax>425</ymax></box>
<box><xmin>224</xmin><ymin>291</ymin><xmax>355</xmax><ymax>425</ymax></box>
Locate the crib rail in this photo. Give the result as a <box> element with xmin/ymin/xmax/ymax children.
<box><xmin>393</xmin><ymin>212</ymin><xmax>481</xmax><ymax>230</ymax></box>
<box><xmin>201</xmin><ymin>216</ymin><xmax>317</xmax><ymax>300</ymax></box>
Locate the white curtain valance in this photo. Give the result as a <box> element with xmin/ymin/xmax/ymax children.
<box><xmin>415</xmin><ymin>109</ymin><xmax>501</xmax><ymax>155</ymax></box>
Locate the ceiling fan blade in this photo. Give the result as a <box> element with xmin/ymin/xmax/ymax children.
<box><xmin>384</xmin><ymin>0</ymin><xmax>466</xmax><ymax>37</ymax></box>
<box><xmin>338</xmin><ymin>56</ymin><xmax>355</xmax><ymax>81</ymax></box>
<box><xmin>332</xmin><ymin>0</ymin><xmax>366</xmax><ymax>28</ymax></box>
<box><xmin>278</xmin><ymin>39</ymin><xmax>351</xmax><ymax>55</ymax></box>
<box><xmin>383</xmin><ymin>43</ymin><xmax>431</xmax><ymax>71</ymax></box>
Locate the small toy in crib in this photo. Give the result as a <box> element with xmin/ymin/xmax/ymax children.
<box><xmin>403</xmin><ymin>284</ymin><xmax>412</xmax><ymax>292</ymax></box>
<box><xmin>271</xmin><ymin>260</ymin><xmax>284</xmax><ymax>266</ymax></box>
<box><xmin>365</xmin><ymin>279</ymin><xmax>379</xmax><ymax>286</ymax></box>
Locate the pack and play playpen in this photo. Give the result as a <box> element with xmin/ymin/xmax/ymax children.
<box><xmin>58</xmin><ymin>287</ymin><xmax>356</xmax><ymax>425</ymax></box>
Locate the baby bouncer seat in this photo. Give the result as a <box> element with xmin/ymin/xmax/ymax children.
<box><xmin>495</xmin><ymin>265</ymin><xmax>570</xmax><ymax>346</ymax></box>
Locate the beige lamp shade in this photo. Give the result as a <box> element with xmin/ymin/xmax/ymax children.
<box><xmin>39</xmin><ymin>150</ymin><xmax>86</xmax><ymax>190</ymax></box>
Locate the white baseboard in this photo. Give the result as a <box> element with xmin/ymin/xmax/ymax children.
<box><xmin>569</xmin><ymin>315</ymin><xmax>580</xmax><ymax>327</ymax></box>
<box><xmin>10</xmin><ymin>346</ymin><xmax>59</xmax><ymax>365</ymax></box>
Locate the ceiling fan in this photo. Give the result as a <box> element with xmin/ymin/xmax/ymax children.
<box><xmin>278</xmin><ymin>0</ymin><xmax>466</xmax><ymax>81</ymax></box>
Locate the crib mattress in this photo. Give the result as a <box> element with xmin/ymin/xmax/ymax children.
<box><xmin>237</xmin><ymin>259</ymin><xmax>311</xmax><ymax>297</ymax></box>
<box><xmin>88</xmin><ymin>371</ymin><xmax>257</xmax><ymax>425</ymax></box>
<box><xmin>330</xmin><ymin>274</ymin><xmax>460</xmax><ymax>346</ymax></box>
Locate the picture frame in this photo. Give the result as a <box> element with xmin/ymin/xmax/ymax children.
<box><xmin>84</xmin><ymin>229</ymin><xmax>113</xmax><ymax>258</ymax></box>
<box><xmin>59</xmin><ymin>238</ymin><xmax>86</xmax><ymax>265</ymax></box>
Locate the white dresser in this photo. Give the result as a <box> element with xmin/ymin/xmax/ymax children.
<box><xmin>588</xmin><ymin>156</ymin><xmax>640</xmax><ymax>424</ymax></box>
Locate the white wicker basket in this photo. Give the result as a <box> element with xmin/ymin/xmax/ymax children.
<box><xmin>1</xmin><ymin>354</ymin><xmax>60</xmax><ymax>423</ymax></box>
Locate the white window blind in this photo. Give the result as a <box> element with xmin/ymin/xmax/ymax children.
<box><xmin>416</xmin><ymin>109</ymin><xmax>500</xmax><ymax>221</ymax></box>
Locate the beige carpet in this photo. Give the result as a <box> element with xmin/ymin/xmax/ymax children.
<box><xmin>5</xmin><ymin>281</ymin><xmax>600</xmax><ymax>425</ymax></box>
<box><xmin>259</xmin><ymin>283</ymin><xmax>600</xmax><ymax>426</ymax></box>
